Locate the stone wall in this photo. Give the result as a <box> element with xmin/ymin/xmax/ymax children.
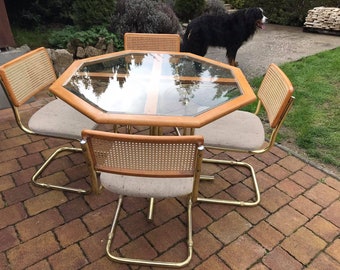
<box><xmin>304</xmin><ymin>7</ymin><xmax>340</xmax><ymax>35</ymax></box>
<box><xmin>47</xmin><ymin>39</ymin><xmax>116</xmax><ymax>76</ymax></box>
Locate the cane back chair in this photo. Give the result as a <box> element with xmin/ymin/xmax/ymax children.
<box><xmin>80</xmin><ymin>130</ymin><xmax>204</xmax><ymax>268</ymax></box>
<box><xmin>0</xmin><ymin>47</ymin><xmax>98</xmax><ymax>193</ymax></box>
<box><xmin>196</xmin><ymin>63</ymin><xmax>295</xmax><ymax>206</ymax></box>
<box><xmin>124</xmin><ymin>32</ymin><xmax>181</xmax><ymax>52</ymax></box>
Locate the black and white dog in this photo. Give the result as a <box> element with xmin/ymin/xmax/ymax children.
<box><xmin>181</xmin><ymin>8</ymin><xmax>267</xmax><ymax>66</ymax></box>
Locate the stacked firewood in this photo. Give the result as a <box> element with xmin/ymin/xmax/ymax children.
<box><xmin>304</xmin><ymin>7</ymin><xmax>340</xmax><ymax>34</ymax></box>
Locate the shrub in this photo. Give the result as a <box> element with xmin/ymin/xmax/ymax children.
<box><xmin>5</xmin><ymin>0</ymin><xmax>74</xmax><ymax>28</ymax></box>
<box><xmin>72</xmin><ymin>0</ymin><xmax>117</xmax><ymax>29</ymax></box>
<box><xmin>174</xmin><ymin>0</ymin><xmax>206</xmax><ymax>22</ymax></box>
<box><xmin>204</xmin><ymin>0</ymin><xmax>226</xmax><ymax>15</ymax></box>
<box><xmin>234</xmin><ymin>0</ymin><xmax>340</xmax><ymax>26</ymax></box>
<box><xmin>228</xmin><ymin>0</ymin><xmax>246</xmax><ymax>9</ymax></box>
<box><xmin>48</xmin><ymin>25</ymin><xmax>123</xmax><ymax>50</ymax></box>
<box><xmin>109</xmin><ymin>0</ymin><xmax>181</xmax><ymax>37</ymax></box>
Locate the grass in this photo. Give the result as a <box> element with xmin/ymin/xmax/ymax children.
<box><xmin>11</xmin><ymin>26</ymin><xmax>55</xmax><ymax>49</ymax></box>
<box><xmin>250</xmin><ymin>47</ymin><xmax>340</xmax><ymax>168</ymax></box>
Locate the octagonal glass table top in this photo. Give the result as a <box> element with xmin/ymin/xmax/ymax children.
<box><xmin>50</xmin><ymin>50</ymin><xmax>256</xmax><ymax>128</ymax></box>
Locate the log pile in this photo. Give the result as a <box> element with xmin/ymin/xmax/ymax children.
<box><xmin>304</xmin><ymin>7</ymin><xmax>340</xmax><ymax>35</ymax></box>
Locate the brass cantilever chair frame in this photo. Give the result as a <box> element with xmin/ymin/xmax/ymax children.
<box><xmin>81</xmin><ymin>130</ymin><xmax>204</xmax><ymax>268</ymax></box>
<box><xmin>0</xmin><ymin>47</ymin><xmax>98</xmax><ymax>194</ymax></box>
<box><xmin>196</xmin><ymin>63</ymin><xmax>295</xmax><ymax>206</ymax></box>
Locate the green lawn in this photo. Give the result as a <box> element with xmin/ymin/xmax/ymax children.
<box><xmin>250</xmin><ymin>47</ymin><xmax>340</xmax><ymax>168</ymax></box>
<box><xmin>12</xmin><ymin>26</ymin><xmax>53</xmax><ymax>49</ymax></box>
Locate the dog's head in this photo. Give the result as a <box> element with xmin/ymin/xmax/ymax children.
<box><xmin>246</xmin><ymin>7</ymin><xmax>267</xmax><ymax>29</ymax></box>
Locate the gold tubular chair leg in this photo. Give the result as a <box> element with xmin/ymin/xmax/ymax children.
<box><xmin>32</xmin><ymin>146</ymin><xmax>90</xmax><ymax>194</ymax></box>
<box><xmin>149</xmin><ymin>126</ymin><xmax>163</xmax><ymax>136</ymax></box>
<box><xmin>106</xmin><ymin>195</ymin><xmax>193</xmax><ymax>268</ymax></box>
<box><xmin>126</xmin><ymin>125</ymin><xmax>132</xmax><ymax>134</ymax></box>
<box><xmin>200</xmin><ymin>175</ymin><xmax>215</xmax><ymax>181</ymax></box>
<box><xmin>197</xmin><ymin>158</ymin><xmax>260</xmax><ymax>206</ymax></box>
<box><xmin>148</xmin><ymin>197</ymin><xmax>155</xmax><ymax>220</ymax></box>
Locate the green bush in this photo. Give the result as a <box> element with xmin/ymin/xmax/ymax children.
<box><xmin>204</xmin><ymin>0</ymin><xmax>226</xmax><ymax>15</ymax></box>
<box><xmin>233</xmin><ymin>0</ymin><xmax>340</xmax><ymax>26</ymax></box>
<box><xmin>174</xmin><ymin>0</ymin><xmax>206</xmax><ymax>21</ymax></box>
<box><xmin>72</xmin><ymin>0</ymin><xmax>117</xmax><ymax>29</ymax></box>
<box><xmin>11</xmin><ymin>26</ymin><xmax>54</xmax><ymax>48</ymax></box>
<box><xmin>228</xmin><ymin>0</ymin><xmax>246</xmax><ymax>9</ymax></box>
<box><xmin>48</xmin><ymin>25</ymin><xmax>123</xmax><ymax>50</ymax></box>
<box><xmin>109</xmin><ymin>0</ymin><xmax>181</xmax><ymax>37</ymax></box>
<box><xmin>5</xmin><ymin>0</ymin><xmax>74</xmax><ymax>28</ymax></box>
<box><xmin>5</xmin><ymin>0</ymin><xmax>117</xmax><ymax>29</ymax></box>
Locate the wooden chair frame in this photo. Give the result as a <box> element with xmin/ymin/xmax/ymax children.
<box><xmin>0</xmin><ymin>47</ymin><xmax>97</xmax><ymax>194</ymax></box>
<box><xmin>197</xmin><ymin>64</ymin><xmax>295</xmax><ymax>206</ymax></box>
<box><xmin>81</xmin><ymin>130</ymin><xmax>204</xmax><ymax>268</ymax></box>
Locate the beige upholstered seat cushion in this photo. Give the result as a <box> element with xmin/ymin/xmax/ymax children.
<box><xmin>196</xmin><ymin>110</ymin><xmax>265</xmax><ymax>151</ymax></box>
<box><xmin>100</xmin><ymin>173</ymin><xmax>194</xmax><ymax>198</ymax></box>
<box><xmin>29</xmin><ymin>98</ymin><xmax>98</xmax><ymax>140</ymax></box>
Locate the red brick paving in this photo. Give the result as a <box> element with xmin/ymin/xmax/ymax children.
<box><xmin>0</xmin><ymin>96</ymin><xmax>339</xmax><ymax>269</ymax></box>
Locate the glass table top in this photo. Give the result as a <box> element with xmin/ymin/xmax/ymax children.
<box><xmin>64</xmin><ymin>52</ymin><xmax>242</xmax><ymax>117</ymax></box>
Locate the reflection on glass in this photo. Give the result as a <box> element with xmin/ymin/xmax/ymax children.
<box><xmin>64</xmin><ymin>53</ymin><xmax>241</xmax><ymax>116</ymax></box>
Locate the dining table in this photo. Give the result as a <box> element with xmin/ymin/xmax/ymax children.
<box><xmin>49</xmin><ymin>50</ymin><xmax>256</xmax><ymax>134</ymax></box>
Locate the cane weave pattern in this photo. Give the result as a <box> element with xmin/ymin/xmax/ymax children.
<box><xmin>257</xmin><ymin>64</ymin><xmax>294</xmax><ymax>128</ymax></box>
<box><xmin>0</xmin><ymin>47</ymin><xmax>56</xmax><ymax>107</ymax></box>
<box><xmin>124</xmin><ymin>33</ymin><xmax>181</xmax><ymax>52</ymax></box>
<box><xmin>88</xmin><ymin>134</ymin><xmax>202</xmax><ymax>177</ymax></box>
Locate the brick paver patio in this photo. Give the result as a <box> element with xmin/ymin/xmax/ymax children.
<box><xmin>0</xmin><ymin>92</ymin><xmax>339</xmax><ymax>270</ymax></box>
